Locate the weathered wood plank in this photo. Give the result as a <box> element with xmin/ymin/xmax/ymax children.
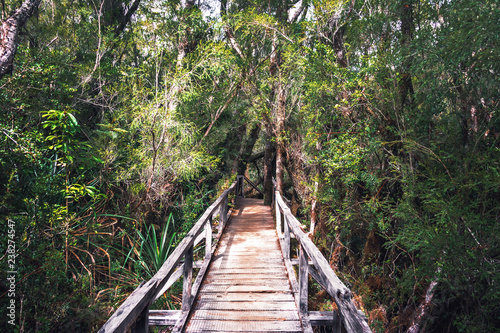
<box><xmin>194</xmin><ymin>301</ymin><xmax>298</xmax><ymax>311</ymax></box>
<box><xmin>186</xmin><ymin>319</ymin><xmax>302</xmax><ymax>332</ymax></box>
<box><xmin>203</xmin><ymin>273</ymin><xmax>290</xmax><ymax>281</ymax></box>
<box><xmin>197</xmin><ymin>292</ymin><xmax>295</xmax><ymax>302</ymax></box>
<box><xmin>201</xmin><ymin>279</ymin><xmax>291</xmax><ymax>287</ymax></box>
<box><xmin>207</xmin><ymin>267</ymin><xmax>286</xmax><ymax>274</ymax></box>
<box><xmin>308</xmin><ymin>311</ymin><xmax>340</xmax><ymax>327</ymax></box>
<box><xmin>200</xmin><ymin>284</ymin><xmax>291</xmax><ymax>293</ymax></box>
<box><xmin>148</xmin><ymin>310</ymin><xmax>180</xmax><ymax>326</ymax></box>
<box><xmin>190</xmin><ymin>310</ymin><xmax>300</xmax><ymax>321</ymax></box>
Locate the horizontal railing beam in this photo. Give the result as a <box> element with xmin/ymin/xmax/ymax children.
<box><xmin>148</xmin><ymin>310</ymin><xmax>180</xmax><ymax>326</ymax></box>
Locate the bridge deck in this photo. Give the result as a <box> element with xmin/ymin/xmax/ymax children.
<box><xmin>184</xmin><ymin>198</ymin><xmax>302</xmax><ymax>332</ymax></box>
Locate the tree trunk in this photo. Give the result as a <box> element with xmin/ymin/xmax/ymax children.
<box><xmin>0</xmin><ymin>0</ymin><xmax>41</xmax><ymax>78</ymax></box>
<box><xmin>169</xmin><ymin>0</ymin><xmax>198</xmax><ymax>112</ymax></box>
<box><xmin>113</xmin><ymin>0</ymin><xmax>142</xmax><ymax>37</ymax></box>
<box><xmin>275</xmin><ymin>83</ymin><xmax>286</xmax><ymax>194</ymax></box>
<box><xmin>400</xmin><ymin>0</ymin><xmax>414</xmax><ymax>109</ymax></box>
<box><xmin>263</xmin><ymin>139</ymin><xmax>275</xmax><ymax>205</ymax></box>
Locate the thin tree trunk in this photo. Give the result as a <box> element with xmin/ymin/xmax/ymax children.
<box><xmin>275</xmin><ymin>82</ymin><xmax>286</xmax><ymax>194</ymax></box>
<box><xmin>263</xmin><ymin>139</ymin><xmax>275</xmax><ymax>205</ymax></box>
<box><xmin>400</xmin><ymin>0</ymin><xmax>414</xmax><ymax>109</ymax></box>
<box><xmin>407</xmin><ymin>272</ymin><xmax>439</xmax><ymax>333</ymax></box>
<box><xmin>0</xmin><ymin>0</ymin><xmax>41</xmax><ymax>78</ymax></box>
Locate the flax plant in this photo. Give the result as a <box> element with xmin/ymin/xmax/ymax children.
<box><xmin>135</xmin><ymin>213</ymin><xmax>177</xmax><ymax>278</ymax></box>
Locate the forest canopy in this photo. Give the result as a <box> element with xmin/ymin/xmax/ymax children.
<box><xmin>1</xmin><ymin>0</ymin><xmax>499</xmax><ymax>332</ymax></box>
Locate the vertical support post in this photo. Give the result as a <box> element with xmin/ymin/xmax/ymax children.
<box><xmin>276</xmin><ymin>197</ymin><xmax>282</xmax><ymax>235</ymax></box>
<box><xmin>205</xmin><ymin>216</ymin><xmax>212</xmax><ymax>260</ymax></box>
<box><xmin>236</xmin><ymin>175</ymin><xmax>244</xmax><ymax>197</ymax></box>
<box><xmin>220</xmin><ymin>194</ymin><xmax>228</xmax><ymax>233</ymax></box>
<box><xmin>182</xmin><ymin>245</ymin><xmax>193</xmax><ymax>312</ymax></box>
<box><xmin>299</xmin><ymin>244</ymin><xmax>308</xmax><ymax>315</ymax></box>
<box><xmin>132</xmin><ymin>302</ymin><xmax>150</xmax><ymax>333</ymax></box>
<box><xmin>283</xmin><ymin>215</ymin><xmax>290</xmax><ymax>260</ymax></box>
<box><xmin>272</xmin><ymin>186</ymin><xmax>276</xmax><ymax>208</ymax></box>
<box><xmin>333</xmin><ymin>310</ymin><xmax>342</xmax><ymax>333</ymax></box>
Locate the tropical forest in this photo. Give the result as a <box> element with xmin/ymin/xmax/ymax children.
<box><xmin>0</xmin><ymin>0</ymin><xmax>499</xmax><ymax>332</ymax></box>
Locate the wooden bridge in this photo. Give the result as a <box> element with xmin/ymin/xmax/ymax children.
<box><xmin>99</xmin><ymin>176</ymin><xmax>371</xmax><ymax>333</ymax></box>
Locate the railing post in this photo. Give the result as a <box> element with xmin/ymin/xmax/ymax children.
<box><xmin>132</xmin><ymin>301</ymin><xmax>150</xmax><ymax>333</ymax></box>
<box><xmin>299</xmin><ymin>244</ymin><xmax>308</xmax><ymax>315</ymax></box>
<box><xmin>333</xmin><ymin>310</ymin><xmax>342</xmax><ymax>333</ymax></box>
<box><xmin>284</xmin><ymin>215</ymin><xmax>290</xmax><ymax>260</ymax></box>
<box><xmin>276</xmin><ymin>196</ymin><xmax>282</xmax><ymax>235</ymax></box>
<box><xmin>236</xmin><ymin>175</ymin><xmax>244</xmax><ymax>197</ymax></box>
<box><xmin>272</xmin><ymin>187</ymin><xmax>276</xmax><ymax>208</ymax></box>
<box><xmin>220</xmin><ymin>194</ymin><xmax>227</xmax><ymax>233</ymax></box>
<box><xmin>205</xmin><ymin>217</ymin><xmax>212</xmax><ymax>260</ymax></box>
<box><xmin>182</xmin><ymin>245</ymin><xmax>193</xmax><ymax>311</ymax></box>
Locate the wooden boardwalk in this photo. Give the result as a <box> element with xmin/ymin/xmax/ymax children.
<box><xmin>185</xmin><ymin>198</ymin><xmax>302</xmax><ymax>332</ymax></box>
<box><xmin>99</xmin><ymin>177</ymin><xmax>371</xmax><ymax>333</ymax></box>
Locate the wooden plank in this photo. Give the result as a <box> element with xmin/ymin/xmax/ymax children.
<box><xmin>195</xmin><ymin>301</ymin><xmax>298</xmax><ymax>311</ymax></box>
<box><xmin>186</xmin><ymin>319</ymin><xmax>302</xmax><ymax>332</ymax></box>
<box><xmin>309</xmin><ymin>311</ymin><xmax>340</xmax><ymax>327</ymax></box>
<box><xmin>212</xmin><ymin>253</ymin><xmax>283</xmax><ymax>260</ymax></box>
<box><xmin>200</xmin><ymin>284</ymin><xmax>291</xmax><ymax>293</ymax></box>
<box><xmin>148</xmin><ymin>310</ymin><xmax>180</xmax><ymax>326</ymax></box>
<box><xmin>197</xmin><ymin>292</ymin><xmax>295</xmax><ymax>302</ymax></box>
<box><xmin>185</xmin><ymin>331</ymin><xmax>301</xmax><ymax>333</ymax></box>
<box><xmin>202</xmin><ymin>279</ymin><xmax>291</xmax><ymax>287</ymax></box>
<box><xmin>204</xmin><ymin>273</ymin><xmax>290</xmax><ymax>281</ymax></box>
<box><xmin>190</xmin><ymin>310</ymin><xmax>300</xmax><ymax>321</ymax></box>
<box><xmin>209</xmin><ymin>260</ymin><xmax>286</xmax><ymax>269</ymax></box>
<box><xmin>208</xmin><ymin>267</ymin><xmax>286</xmax><ymax>274</ymax></box>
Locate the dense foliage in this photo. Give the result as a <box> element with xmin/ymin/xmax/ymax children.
<box><xmin>1</xmin><ymin>0</ymin><xmax>498</xmax><ymax>332</ymax></box>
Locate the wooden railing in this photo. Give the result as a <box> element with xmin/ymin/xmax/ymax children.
<box><xmin>98</xmin><ymin>180</ymin><xmax>240</xmax><ymax>333</ymax></box>
<box><xmin>273</xmin><ymin>186</ymin><xmax>372</xmax><ymax>333</ymax></box>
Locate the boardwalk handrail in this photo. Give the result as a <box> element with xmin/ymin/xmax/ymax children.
<box><xmin>273</xmin><ymin>187</ymin><xmax>372</xmax><ymax>333</ymax></box>
<box><xmin>98</xmin><ymin>180</ymin><xmax>239</xmax><ymax>333</ymax></box>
